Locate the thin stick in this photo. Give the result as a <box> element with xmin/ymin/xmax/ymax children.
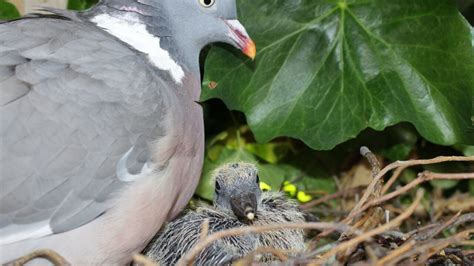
<box><xmin>413</xmin><ymin>211</ymin><xmax>461</xmax><ymax>241</ymax></box>
<box><xmin>133</xmin><ymin>254</ymin><xmax>159</xmax><ymax>266</ymax></box>
<box><xmin>349</xmin><ymin>171</ymin><xmax>474</xmax><ymax>222</ymax></box>
<box><xmin>199</xmin><ymin>219</ymin><xmax>210</xmax><ymax>242</ymax></box>
<box><xmin>5</xmin><ymin>249</ymin><xmax>70</xmax><ymax>266</ymax></box>
<box><xmin>386</xmin><ymin>229</ymin><xmax>474</xmax><ymax>265</ymax></box>
<box><xmin>301</xmin><ymin>186</ymin><xmax>364</xmax><ymax>209</ymax></box>
<box><xmin>177</xmin><ymin>222</ymin><xmax>351</xmax><ymax>266</ymax></box>
<box><xmin>460</xmin><ymin>240</ymin><xmax>474</xmax><ymax>246</ymax></box>
<box><xmin>374</xmin><ymin>240</ymin><xmax>416</xmax><ymax>266</ymax></box>
<box><xmin>344</xmin><ymin>156</ymin><xmax>474</xmax><ymax>225</ymax></box>
<box><xmin>416</xmin><ymin>229</ymin><xmax>474</xmax><ymax>263</ymax></box>
<box><xmin>316</xmin><ymin>189</ymin><xmax>424</xmax><ymax>263</ymax></box>
<box><xmin>235</xmin><ymin>246</ymin><xmax>289</xmax><ymax>263</ymax></box>
<box><xmin>382</xmin><ymin>166</ymin><xmax>408</xmax><ymax>194</ymax></box>
<box><xmin>360</xmin><ymin>146</ymin><xmax>381</xmax><ymax>176</ymax></box>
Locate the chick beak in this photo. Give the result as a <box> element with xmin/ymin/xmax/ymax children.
<box><xmin>230</xmin><ymin>192</ymin><xmax>258</xmax><ymax>221</ymax></box>
<box><xmin>224</xmin><ymin>20</ymin><xmax>256</xmax><ymax>60</ymax></box>
<box><xmin>245</xmin><ymin>207</ymin><xmax>255</xmax><ymax>220</ymax></box>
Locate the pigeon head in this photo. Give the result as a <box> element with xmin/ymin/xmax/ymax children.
<box><xmin>213</xmin><ymin>162</ymin><xmax>262</xmax><ymax>222</ymax></box>
<box><xmin>85</xmin><ymin>0</ymin><xmax>255</xmax><ymax>83</ymax></box>
<box><xmin>163</xmin><ymin>0</ymin><xmax>256</xmax><ymax>59</ymax></box>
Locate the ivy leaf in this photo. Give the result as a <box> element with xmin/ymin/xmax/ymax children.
<box><xmin>257</xmin><ymin>164</ymin><xmax>287</xmax><ymax>190</ymax></box>
<box><xmin>0</xmin><ymin>0</ymin><xmax>20</xmax><ymax>20</ymax></box>
<box><xmin>67</xmin><ymin>0</ymin><xmax>98</xmax><ymax>10</ymax></box>
<box><xmin>202</xmin><ymin>0</ymin><xmax>474</xmax><ymax>150</ymax></box>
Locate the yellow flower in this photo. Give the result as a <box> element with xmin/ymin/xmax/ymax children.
<box><xmin>283</xmin><ymin>181</ymin><xmax>297</xmax><ymax>197</ymax></box>
<box><xmin>297</xmin><ymin>191</ymin><xmax>312</xmax><ymax>203</ymax></box>
<box><xmin>259</xmin><ymin>182</ymin><xmax>272</xmax><ymax>191</ymax></box>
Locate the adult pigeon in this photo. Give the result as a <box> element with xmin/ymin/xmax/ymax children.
<box><xmin>0</xmin><ymin>0</ymin><xmax>255</xmax><ymax>264</ymax></box>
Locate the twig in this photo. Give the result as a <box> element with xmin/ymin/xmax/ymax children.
<box><xmin>381</xmin><ymin>166</ymin><xmax>408</xmax><ymax>194</ymax></box>
<box><xmin>360</xmin><ymin>146</ymin><xmax>381</xmax><ymax>176</ymax></box>
<box><xmin>316</xmin><ymin>189</ymin><xmax>424</xmax><ymax>263</ymax></box>
<box><xmin>335</xmin><ymin>147</ymin><xmax>384</xmax><ymax>243</ymax></box>
<box><xmin>177</xmin><ymin>222</ymin><xmax>351</xmax><ymax>266</ymax></box>
<box><xmin>234</xmin><ymin>246</ymin><xmax>289</xmax><ymax>264</ymax></box>
<box><xmin>349</xmin><ymin>171</ymin><xmax>474</xmax><ymax>222</ymax></box>
<box><xmin>199</xmin><ymin>219</ymin><xmax>210</xmax><ymax>242</ymax></box>
<box><xmin>374</xmin><ymin>240</ymin><xmax>416</xmax><ymax>266</ymax></box>
<box><xmin>453</xmin><ymin>212</ymin><xmax>474</xmax><ymax>227</ymax></box>
<box><xmin>344</xmin><ymin>156</ymin><xmax>474</xmax><ymax>225</ymax></box>
<box><xmin>5</xmin><ymin>249</ymin><xmax>70</xmax><ymax>266</ymax></box>
<box><xmin>410</xmin><ymin>229</ymin><xmax>474</xmax><ymax>264</ymax></box>
<box><xmin>412</xmin><ymin>211</ymin><xmax>461</xmax><ymax>241</ymax></box>
<box><xmin>406</xmin><ymin>212</ymin><xmax>474</xmax><ymax>241</ymax></box>
<box><xmin>461</xmin><ymin>241</ymin><xmax>474</xmax><ymax>246</ymax></box>
<box><xmin>133</xmin><ymin>254</ymin><xmax>159</xmax><ymax>266</ymax></box>
<box><xmin>301</xmin><ymin>186</ymin><xmax>364</xmax><ymax>210</ymax></box>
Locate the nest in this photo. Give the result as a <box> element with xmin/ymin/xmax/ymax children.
<box><xmin>6</xmin><ymin>148</ymin><xmax>474</xmax><ymax>266</ymax></box>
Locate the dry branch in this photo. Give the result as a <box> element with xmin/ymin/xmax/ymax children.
<box><xmin>374</xmin><ymin>240</ymin><xmax>416</xmax><ymax>266</ymax></box>
<box><xmin>344</xmin><ymin>156</ymin><xmax>474</xmax><ymax>225</ymax></box>
<box><xmin>315</xmin><ymin>189</ymin><xmax>424</xmax><ymax>263</ymax></box>
<box><xmin>5</xmin><ymin>249</ymin><xmax>70</xmax><ymax>266</ymax></box>
<box><xmin>389</xmin><ymin>229</ymin><xmax>474</xmax><ymax>265</ymax></box>
<box><xmin>301</xmin><ymin>186</ymin><xmax>364</xmax><ymax>210</ymax></box>
<box><xmin>133</xmin><ymin>254</ymin><xmax>159</xmax><ymax>266</ymax></box>
<box><xmin>351</xmin><ymin>171</ymin><xmax>474</xmax><ymax>220</ymax></box>
<box><xmin>177</xmin><ymin>222</ymin><xmax>351</xmax><ymax>266</ymax></box>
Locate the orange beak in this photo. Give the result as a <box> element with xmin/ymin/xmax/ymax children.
<box><xmin>242</xmin><ymin>39</ymin><xmax>257</xmax><ymax>60</ymax></box>
<box><xmin>225</xmin><ymin>20</ymin><xmax>257</xmax><ymax>60</ymax></box>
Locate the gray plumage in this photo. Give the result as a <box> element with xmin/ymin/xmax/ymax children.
<box><xmin>0</xmin><ymin>0</ymin><xmax>255</xmax><ymax>264</ymax></box>
<box><xmin>145</xmin><ymin>162</ymin><xmax>305</xmax><ymax>265</ymax></box>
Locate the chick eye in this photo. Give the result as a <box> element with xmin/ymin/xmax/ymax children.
<box><xmin>215</xmin><ymin>181</ymin><xmax>221</xmax><ymax>192</ymax></box>
<box><xmin>199</xmin><ymin>0</ymin><xmax>215</xmax><ymax>8</ymax></box>
<box><xmin>256</xmin><ymin>175</ymin><xmax>260</xmax><ymax>184</ymax></box>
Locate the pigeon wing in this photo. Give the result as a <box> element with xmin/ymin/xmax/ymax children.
<box><xmin>0</xmin><ymin>16</ymin><xmax>169</xmax><ymax>244</ymax></box>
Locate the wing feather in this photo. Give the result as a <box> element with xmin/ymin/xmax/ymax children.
<box><xmin>0</xmin><ymin>16</ymin><xmax>169</xmax><ymax>243</ymax></box>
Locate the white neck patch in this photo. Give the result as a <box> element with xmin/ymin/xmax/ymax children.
<box><xmin>92</xmin><ymin>13</ymin><xmax>185</xmax><ymax>85</ymax></box>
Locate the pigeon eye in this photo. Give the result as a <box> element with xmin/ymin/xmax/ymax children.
<box><xmin>256</xmin><ymin>175</ymin><xmax>260</xmax><ymax>184</ymax></box>
<box><xmin>199</xmin><ymin>0</ymin><xmax>215</xmax><ymax>8</ymax></box>
<box><xmin>215</xmin><ymin>181</ymin><xmax>221</xmax><ymax>192</ymax></box>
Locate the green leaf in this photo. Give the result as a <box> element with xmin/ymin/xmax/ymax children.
<box><xmin>244</xmin><ymin>142</ymin><xmax>291</xmax><ymax>163</ymax></box>
<box><xmin>257</xmin><ymin>164</ymin><xmax>287</xmax><ymax>190</ymax></box>
<box><xmin>67</xmin><ymin>0</ymin><xmax>98</xmax><ymax>10</ymax></box>
<box><xmin>379</xmin><ymin>125</ymin><xmax>418</xmax><ymax>161</ymax></box>
<box><xmin>454</xmin><ymin>145</ymin><xmax>474</xmax><ymax>156</ymax></box>
<box><xmin>0</xmin><ymin>0</ymin><xmax>20</xmax><ymax>20</ymax></box>
<box><xmin>471</xmin><ymin>26</ymin><xmax>474</xmax><ymax>47</ymax></box>
<box><xmin>202</xmin><ymin>0</ymin><xmax>474</xmax><ymax>150</ymax></box>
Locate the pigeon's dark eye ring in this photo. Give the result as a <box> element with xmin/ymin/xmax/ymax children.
<box><xmin>199</xmin><ymin>0</ymin><xmax>215</xmax><ymax>8</ymax></box>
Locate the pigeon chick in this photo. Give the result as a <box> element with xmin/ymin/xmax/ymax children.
<box><xmin>144</xmin><ymin>162</ymin><xmax>306</xmax><ymax>265</ymax></box>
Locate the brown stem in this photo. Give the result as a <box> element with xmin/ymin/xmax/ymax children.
<box><xmin>5</xmin><ymin>249</ymin><xmax>70</xmax><ymax>266</ymax></box>
<box><xmin>301</xmin><ymin>186</ymin><xmax>364</xmax><ymax>210</ymax></box>
<box><xmin>344</xmin><ymin>156</ymin><xmax>474</xmax><ymax>225</ymax></box>
<box><xmin>374</xmin><ymin>240</ymin><xmax>416</xmax><ymax>266</ymax></box>
<box><xmin>133</xmin><ymin>254</ymin><xmax>159</xmax><ymax>266</ymax></box>
<box><xmin>352</xmin><ymin>171</ymin><xmax>474</xmax><ymax>219</ymax></box>
<box><xmin>316</xmin><ymin>189</ymin><xmax>424</xmax><ymax>263</ymax></box>
<box><xmin>177</xmin><ymin>222</ymin><xmax>351</xmax><ymax>266</ymax></box>
<box><xmin>381</xmin><ymin>166</ymin><xmax>408</xmax><ymax>194</ymax></box>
